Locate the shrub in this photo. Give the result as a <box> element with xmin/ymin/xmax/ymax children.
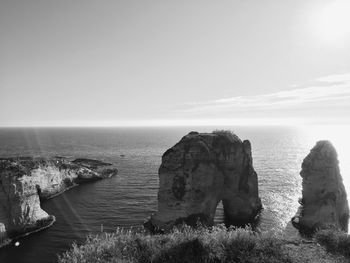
<box><xmin>58</xmin><ymin>225</ymin><xmax>292</xmax><ymax>263</ymax></box>
<box><xmin>212</xmin><ymin>130</ymin><xmax>234</xmax><ymax>136</ymax></box>
<box><xmin>315</xmin><ymin>229</ymin><xmax>350</xmax><ymax>258</ymax></box>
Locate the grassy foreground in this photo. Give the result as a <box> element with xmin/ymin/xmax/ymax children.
<box><xmin>58</xmin><ymin>225</ymin><xmax>293</xmax><ymax>263</ymax></box>
<box><xmin>315</xmin><ymin>229</ymin><xmax>350</xmax><ymax>259</ymax></box>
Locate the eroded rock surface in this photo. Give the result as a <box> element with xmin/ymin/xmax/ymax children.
<box><xmin>145</xmin><ymin>131</ymin><xmax>262</xmax><ymax>232</ymax></box>
<box><xmin>292</xmin><ymin>141</ymin><xmax>349</xmax><ymax>234</ymax></box>
<box><xmin>0</xmin><ymin>157</ymin><xmax>117</xmax><ymax>245</ymax></box>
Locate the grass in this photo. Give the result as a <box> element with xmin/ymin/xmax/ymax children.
<box><xmin>212</xmin><ymin>130</ymin><xmax>235</xmax><ymax>136</ymax></box>
<box><xmin>315</xmin><ymin>229</ymin><xmax>350</xmax><ymax>258</ymax></box>
<box><xmin>58</xmin><ymin>225</ymin><xmax>293</xmax><ymax>263</ymax></box>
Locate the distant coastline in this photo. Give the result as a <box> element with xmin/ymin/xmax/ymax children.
<box><xmin>0</xmin><ymin>157</ymin><xmax>117</xmax><ymax>248</ymax></box>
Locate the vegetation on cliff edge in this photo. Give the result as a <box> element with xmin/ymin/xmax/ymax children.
<box><xmin>58</xmin><ymin>225</ymin><xmax>293</xmax><ymax>263</ymax></box>
<box><xmin>315</xmin><ymin>229</ymin><xmax>350</xmax><ymax>259</ymax></box>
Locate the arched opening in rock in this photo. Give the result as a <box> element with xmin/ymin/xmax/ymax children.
<box><xmin>36</xmin><ymin>184</ymin><xmax>42</xmax><ymax>196</ymax></box>
<box><xmin>214</xmin><ymin>200</ymin><xmax>225</xmax><ymax>224</ymax></box>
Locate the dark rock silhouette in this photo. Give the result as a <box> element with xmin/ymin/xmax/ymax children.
<box><xmin>145</xmin><ymin>131</ymin><xmax>262</xmax><ymax>232</ymax></box>
<box><xmin>0</xmin><ymin>157</ymin><xmax>118</xmax><ymax>246</ymax></box>
<box><xmin>292</xmin><ymin>141</ymin><xmax>349</xmax><ymax>234</ymax></box>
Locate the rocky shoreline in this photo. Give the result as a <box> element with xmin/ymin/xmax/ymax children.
<box><xmin>6</xmin><ymin>215</ymin><xmax>56</xmax><ymax>246</ymax></box>
<box><xmin>0</xmin><ymin>157</ymin><xmax>118</xmax><ymax>247</ymax></box>
<box><xmin>0</xmin><ymin>212</ymin><xmax>56</xmax><ymax>249</ymax></box>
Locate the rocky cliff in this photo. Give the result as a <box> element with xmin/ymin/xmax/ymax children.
<box><xmin>292</xmin><ymin>141</ymin><xmax>349</xmax><ymax>234</ymax></box>
<box><xmin>0</xmin><ymin>157</ymin><xmax>118</xmax><ymax>246</ymax></box>
<box><xmin>145</xmin><ymin>131</ymin><xmax>262</xmax><ymax>232</ymax></box>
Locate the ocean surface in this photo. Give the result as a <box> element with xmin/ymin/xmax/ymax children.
<box><xmin>0</xmin><ymin>126</ymin><xmax>349</xmax><ymax>263</ymax></box>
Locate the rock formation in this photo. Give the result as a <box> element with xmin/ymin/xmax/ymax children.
<box><xmin>145</xmin><ymin>131</ymin><xmax>262</xmax><ymax>232</ymax></box>
<box><xmin>0</xmin><ymin>157</ymin><xmax>117</xmax><ymax>246</ymax></box>
<box><xmin>292</xmin><ymin>141</ymin><xmax>349</xmax><ymax>234</ymax></box>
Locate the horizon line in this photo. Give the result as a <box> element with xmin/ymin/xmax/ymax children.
<box><xmin>1</xmin><ymin>117</ymin><xmax>349</xmax><ymax>128</ymax></box>
<box><xmin>1</xmin><ymin>124</ymin><xmax>350</xmax><ymax>129</ymax></box>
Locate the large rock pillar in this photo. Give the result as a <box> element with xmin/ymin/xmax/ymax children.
<box><xmin>145</xmin><ymin>131</ymin><xmax>262</xmax><ymax>232</ymax></box>
<box><xmin>292</xmin><ymin>141</ymin><xmax>349</xmax><ymax>234</ymax></box>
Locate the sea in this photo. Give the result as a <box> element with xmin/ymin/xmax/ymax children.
<box><xmin>0</xmin><ymin>126</ymin><xmax>349</xmax><ymax>263</ymax></box>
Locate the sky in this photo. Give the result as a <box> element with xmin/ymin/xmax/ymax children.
<box><xmin>1</xmin><ymin>0</ymin><xmax>350</xmax><ymax>127</ymax></box>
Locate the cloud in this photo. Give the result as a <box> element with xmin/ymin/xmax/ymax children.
<box><xmin>182</xmin><ymin>73</ymin><xmax>350</xmax><ymax>116</ymax></box>
<box><xmin>316</xmin><ymin>73</ymin><xmax>350</xmax><ymax>83</ymax></box>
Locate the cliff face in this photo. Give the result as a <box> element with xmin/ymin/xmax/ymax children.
<box><xmin>0</xmin><ymin>157</ymin><xmax>117</xmax><ymax>245</ymax></box>
<box><xmin>292</xmin><ymin>141</ymin><xmax>349</xmax><ymax>234</ymax></box>
<box><xmin>145</xmin><ymin>131</ymin><xmax>262</xmax><ymax>232</ymax></box>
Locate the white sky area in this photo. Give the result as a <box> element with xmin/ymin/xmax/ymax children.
<box><xmin>1</xmin><ymin>0</ymin><xmax>350</xmax><ymax>127</ymax></box>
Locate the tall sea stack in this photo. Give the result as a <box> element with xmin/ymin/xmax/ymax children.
<box><xmin>145</xmin><ymin>131</ymin><xmax>262</xmax><ymax>232</ymax></box>
<box><xmin>292</xmin><ymin>141</ymin><xmax>349</xmax><ymax>234</ymax></box>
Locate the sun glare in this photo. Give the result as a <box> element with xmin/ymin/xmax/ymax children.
<box><xmin>308</xmin><ymin>0</ymin><xmax>350</xmax><ymax>45</ymax></box>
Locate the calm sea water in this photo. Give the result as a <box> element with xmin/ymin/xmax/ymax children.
<box><xmin>0</xmin><ymin>126</ymin><xmax>349</xmax><ymax>263</ymax></box>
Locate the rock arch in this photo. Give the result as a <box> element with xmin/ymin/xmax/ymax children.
<box><xmin>145</xmin><ymin>131</ymin><xmax>262</xmax><ymax>232</ymax></box>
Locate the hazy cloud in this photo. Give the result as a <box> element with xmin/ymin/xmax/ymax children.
<box><xmin>183</xmin><ymin>73</ymin><xmax>350</xmax><ymax>115</ymax></box>
<box><xmin>316</xmin><ymin>73</ymin><xmax>350</xmax><ymax>83</ymax></box>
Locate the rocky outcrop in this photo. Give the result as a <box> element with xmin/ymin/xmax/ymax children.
<box><xmin>0</xmin><ymin>157</ymin><xmax>117</xmax><ymax>246</ymax></box>
<box><xmin>145</xmin><ymin>131</ymin><xmax>262</xmax><ymax>232</ymax></box>
<box><xmin>292</xmin><ymin>141</ymin><xmax>349</xmax><ymax>234</ymax></box>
